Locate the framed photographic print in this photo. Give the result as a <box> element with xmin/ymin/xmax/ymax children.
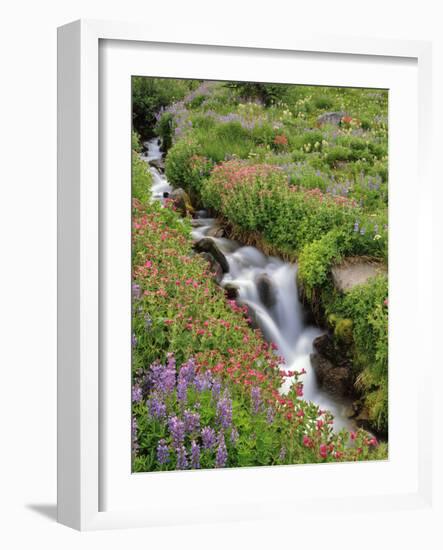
<box><xmin>57</xmin><ymin>20</ymin><xmax>434</xmax><ymax>531</ymax></box>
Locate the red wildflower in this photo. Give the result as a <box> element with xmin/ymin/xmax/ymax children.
<box><xmin>273</xmin><ymin>134</ymin><xmax>288</xmax><ymax>146</ymax></box>
<box><xmin>319</xmin><ymin>444</ymin><xmax>328</xmax><ymax>459</ymax></box>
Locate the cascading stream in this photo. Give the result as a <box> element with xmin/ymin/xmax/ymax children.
<box><xmin>142</xmin><ymin>138</ymin><xmax>354</xmax><ymax>432</ymax></box>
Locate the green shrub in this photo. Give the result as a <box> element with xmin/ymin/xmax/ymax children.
<box><xmin>326</xmin><ymin>146</ymin><xmax>351</xmax><ymax>165</ymax></box>
<box><xmin>165</xmin><ymin>138</ymin><xmax>213</xmax><ymax>196</ymax></box>
<box><xmin>313</xmin><ymin>95</ymin><xmax>335</xmax><ymax>109</ymax></box>
<box><xmin>291</xmin><ymin>130</ymin><xmax>325</xmax><ymax>153</ymax></box>
<box><xmin>185</xmin><ymin>94</ymin><xmax>207</xmax><ymax>109</ymax></box>
<box><xmin>297</xmin><ymin>228</ymin><xmax>351</xmax><ymax>291</ymax></box>
<box><xmin>132</xmin><ymin>131</ymin><xmax>142</xmax><ymax>152</ymax></box>
<box><xmin>334</xmin><ymin>318</ymin><xmax>354</xmax><ymax>343</ymax></box>
<box><xmin>326</xmin><ymin>275</ymin><xmax>388</xmax><ymax>432</ymax></box>
<box><xmin>132</xmin><ymin>151</ymin><xmax>153</xmax><ymax>204</ymax></box>
<box><xmin>155</xmin><ymin>112</ymin><xmax>174</xmax><ymax>151</ymax></box>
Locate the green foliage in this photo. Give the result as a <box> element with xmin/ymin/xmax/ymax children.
<box><xmin>196</xmin><ymin>122</ymin><xmax>256</xmax><ymax>163</ymax></box>
<box><xmin>325</xmin><ymin>146</ymin><xmax>351</xmax><ymax>166</ymax></box>
<box><xmin>313</xmin><ymin>95</ymin><xmax>335</xmax><ymax>109</ymax></box>
<box><xmin>131</xmin><ymin>151</ymin><xmax>152</xmax><ymax>204</ymax></box>
<box><xmin>155</xmin><ymin>112</ymin><xmax>174</xmax><ymax>151</ymax></box>
<box><xmin>132</xmin><ymin>130</ymin><xmax>142</xmax><ymax>152</ymax></box>
<box><xmin>133</xmin><ymin>76</ymin><xmax>390</xmax><ymax>439</ymax></box>
<box><xmin>334</xmin><ymin>318</ymin><xmax>354</xmax><ymax>343</ymax></box>
<box><xmin>326</xmin><ymin>275</ymin><xmax>389</xmax><ymax>432</ymax></box>
<box><xmin>226</xmin><ymin>81</ymin><xmax>292</xmax><ymax>106</ymax></box>
<box><xmin>131</xmin><ymin>151</ymin><xmax>386</xmax><ymax>471</ymax></box>
<box><xmin>132</xmin><ymin>77</ymin><xmax>198</xmax><ymax>138</ymax></box>
<box><xmin>164</xmin><ymin>138</ymin><xmax>213</xmax><ymax>197</ymax></box>
<box><xmin>297</xmin><ymin>228</ymin><xmax>353</xmax><ymax>291</ymax></box>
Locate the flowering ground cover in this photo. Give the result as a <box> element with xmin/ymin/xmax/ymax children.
<box><xmin>131</xmin><ymin>152</ymin><xmax>387</xmax><ymax>471</ymax></box>
<box><xmin>155</xmin><ymin>81</ymin><xmax>388</xmax><ymax>434</ymax></box>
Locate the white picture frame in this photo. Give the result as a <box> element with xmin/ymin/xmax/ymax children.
<box><xmin>57</xmin><ymin>19</ymin><xmax>434</xmax><ymax>531</ymax></box>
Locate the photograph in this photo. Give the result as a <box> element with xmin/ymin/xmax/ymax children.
<box><xmin>130</xmin><ymin>77</ymin><xmax>389</xmax><ymax>473</ymax></box>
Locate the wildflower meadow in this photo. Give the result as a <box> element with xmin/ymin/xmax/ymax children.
<box><xmin>131</xmin><ymin>78</ymin><xmax>389</xmax><ymax>473</ymax></box>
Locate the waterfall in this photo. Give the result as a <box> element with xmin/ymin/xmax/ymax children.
<box><xmin>142</xmin><ymin>138</ymin><xmax>354</xmax><ymax>431</ymax></box>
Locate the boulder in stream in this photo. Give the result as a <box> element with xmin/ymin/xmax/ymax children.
<box><xmin>195</xmin><ymin>209</ymin><xmax>210</xmax><ymax>219</ymax></box>
<box><xmin>194</xmin><ymin>237</ymin><xmax>230</xmax><ymax>273</ymax></box>
<box><xmin>206</xmin><ymin>224</ymin><xmax>226</xmax><ymax>238</ymax></box>
<box><xmin>199</xmin><ymin>252</ymin><xmax>224</xmax><ymax>284</ymax></box>
<box><xmin>256</xmin><ymin>273</ymin><xmax>277</xmax><ymax>308</ymax></box>
<box><xmin>224</xmin><ymin>282</ymin><xmax>239</xmax><ymax>300</ymax></box>
<box><xmin>310</xmin><ymin>353</ymin><xmax>352</xmax><ymax>397</ymax></box>
<box><xmin>148</xmin><ymin>158</ymin><xmax>165</xmax><ymax>172</ymax></box>
<box><xmin>169</xmin><ymin>188</ymin><xmax>194</xmax><ymax>216</ymax></box>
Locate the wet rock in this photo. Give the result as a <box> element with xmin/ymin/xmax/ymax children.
<box><xmin>169</xmin><ymin>188</ymin><xmax>194</xmax><ymax>216</ymax></box>
<box><xmin>194</xmin><ymin>238</ymin><xmax>229</xmax><ymax>273</ymax></box>
<box><xmin>313</xmin><ymin>334</ymin><xmax>337</xmax><ymax>361</ymax></box>
<box><xmin>331</xmin><ymin>257</ymin><xmax>387</xmax><ymax>293</ymax></box>
<box><xmin>199</xmin><ymin>252</ymin><xmax>224</xmax><ymax>284</ymax></box>
<box><xmin>190</xmin><ymin>218</ymin><xmax>208</xmax><ymax>228</ymax></box>
<box><xmin>256</xmin><ymin>273</ymin><xmax>277</xmax><ymax>308</ymax></box>
<box><xmin>310</xmin><ymin>353</ymin><xmax>352</xmax><ymax>397</ymax></box>
<box><xmin>206</xmin><ymin>224</ymin><xmax>225</xmax><ymax>238</ymax></box>
<box><xmin>224</xmin><ymin>282</ymin><xmax>239</xmax><ymax>300</ymax></box>
<box><xmin>353</xmin><ymin>405</ymin><xmax>372</xmax><ymax>431</ymax></box>
<box><xmin>317</xmin><ymin>111</ymin><xmax>347</xmax><ymax>126</ymax></box>
<box><xmin>195</xmin><ymin>209</ymin><xmax>210</xmax><ymax>219</ymax></box>
<box><xmin>350</xmin><ymin>399</ymin><xmax>387</xmax><ymax>439</ymax></box>
<box><xmin>313</xmin><ymin>333</ymin><xmax>352</xmax><ymax>367</ymax></box>
<box><xmin>148</xmin><ymin>158</ymin><xmax>165</xmax><ymax>172</ymax></box>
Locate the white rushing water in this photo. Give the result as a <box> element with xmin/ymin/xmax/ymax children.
<box><xmin>142</xmin><ymin>138</ymin><xmax>353</xmax><ymax>431</ymax></box>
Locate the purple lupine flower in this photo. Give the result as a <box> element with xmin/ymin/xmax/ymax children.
<box><xmin>184</xmin><ymin>410</ymin><xmax>200</xmax><ymax>434</ymax></box>
<box><xmin>194</xmin><ymin>371</ymin><xmax>212</xmax><ymax>392</ymax></box>
<box><xmin>168</xmin><ymin>416</ymin><xmax>185</xmax><ymax>447</ymax></box>
<box><xmin>162</xmin><ymin>363</ymin><xmax>176</xmax><ymax>393</ymax></box>
<box><xmin>216</xmin><ymin>394</ymin><xmax>233</xmax><ymax>429</ymax></box>
<box><xmin>353</xmin><ymin>221</ymin><xmax>360</xmax><ymax>233</ymax></box>
<box><xmin>175</xmin><ymin>445</ymin><xmax>188</xmax><ymax>470</ymax></box>
<box><xmin>201</xmin><ymin>426</ymin><xmax>216</xmax><ymax>450</ymax></box>
<box><xmin>215</xmin><ymin>433</ymin><xmax>228</xmax><ymax>468</ymax></box>
<box><xmin>156</xmin><ymin>439</ymin><xmax>170</xmax><ymax>465</ymax></box>
<box><xmin>266</xmin><ymin>406</ymin><xmax>275</xmax><ymax>424</ymax></box>
<box><xmin>148</xmin><ymin>394</ymin><xmax>167</xmax><ymax>420</ymax></box>
<box><xmin>179</xmin><ymin>357</ymin><xmax>196</xmax><ymax>384</ymax></box>
<box><xmin>251</xmin><ymin>386</ymin><xmax>262</xmax><ymax>415</ymax></box>
<box><xmin>150</xmin><ymin>358</ymin><xmax>176</xmax><ymax>394</ymax></box>
<box><xmin>360</xmin><ymin>227</ymin><xmax>366</xmax><ymax>236</ymax></box>
<box><xmin>131</xmin><ymin>416</ymin><xmax>139</xmax><ymax>456</ymax></box>
<box><xmin>279</xmin><ymin>446</ymin><xmax>287</xmax><ymax>462</ymax></box>
<box><xmin>230</xmin><ymin>427</ymin><xmax>239</xmax><ymax>445</ymax></box>
<box><xmin>132</xmin><ymin>282</ymin><xmax>141</xmax><ymax>300</ymax></box>
<box><xmin>132</xmin><ymin>384</ymin><xmax>142</xmax><ymax>403</ymax></box>
<box><xmin>212</xmin><ymin>378</ymin><xmax>221</xmax><ymax>400</ymax></box>
<box><xmin>177</xmin><ymin>377</ymin><xmax>188</xmax><ymax>402</ymax></box>
<box><xmin>190</xmin><ymin>440</ymin><xmax>201</xmax><ymax>469</ymax></box>
<box><xmin>166</xmin><ymin>352</ymin><xmax>176</xmax><ymax>370</ymax></box>
<box><xmin>131</xmin><ymin>333</ymin><xmax>137</xmax><ymax>347</ymax></box>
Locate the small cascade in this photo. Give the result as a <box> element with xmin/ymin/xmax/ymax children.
<box><xmin>142</xmin><ymin>138</ymin><xmax>354</xmax><ymax>431</ymax></box>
